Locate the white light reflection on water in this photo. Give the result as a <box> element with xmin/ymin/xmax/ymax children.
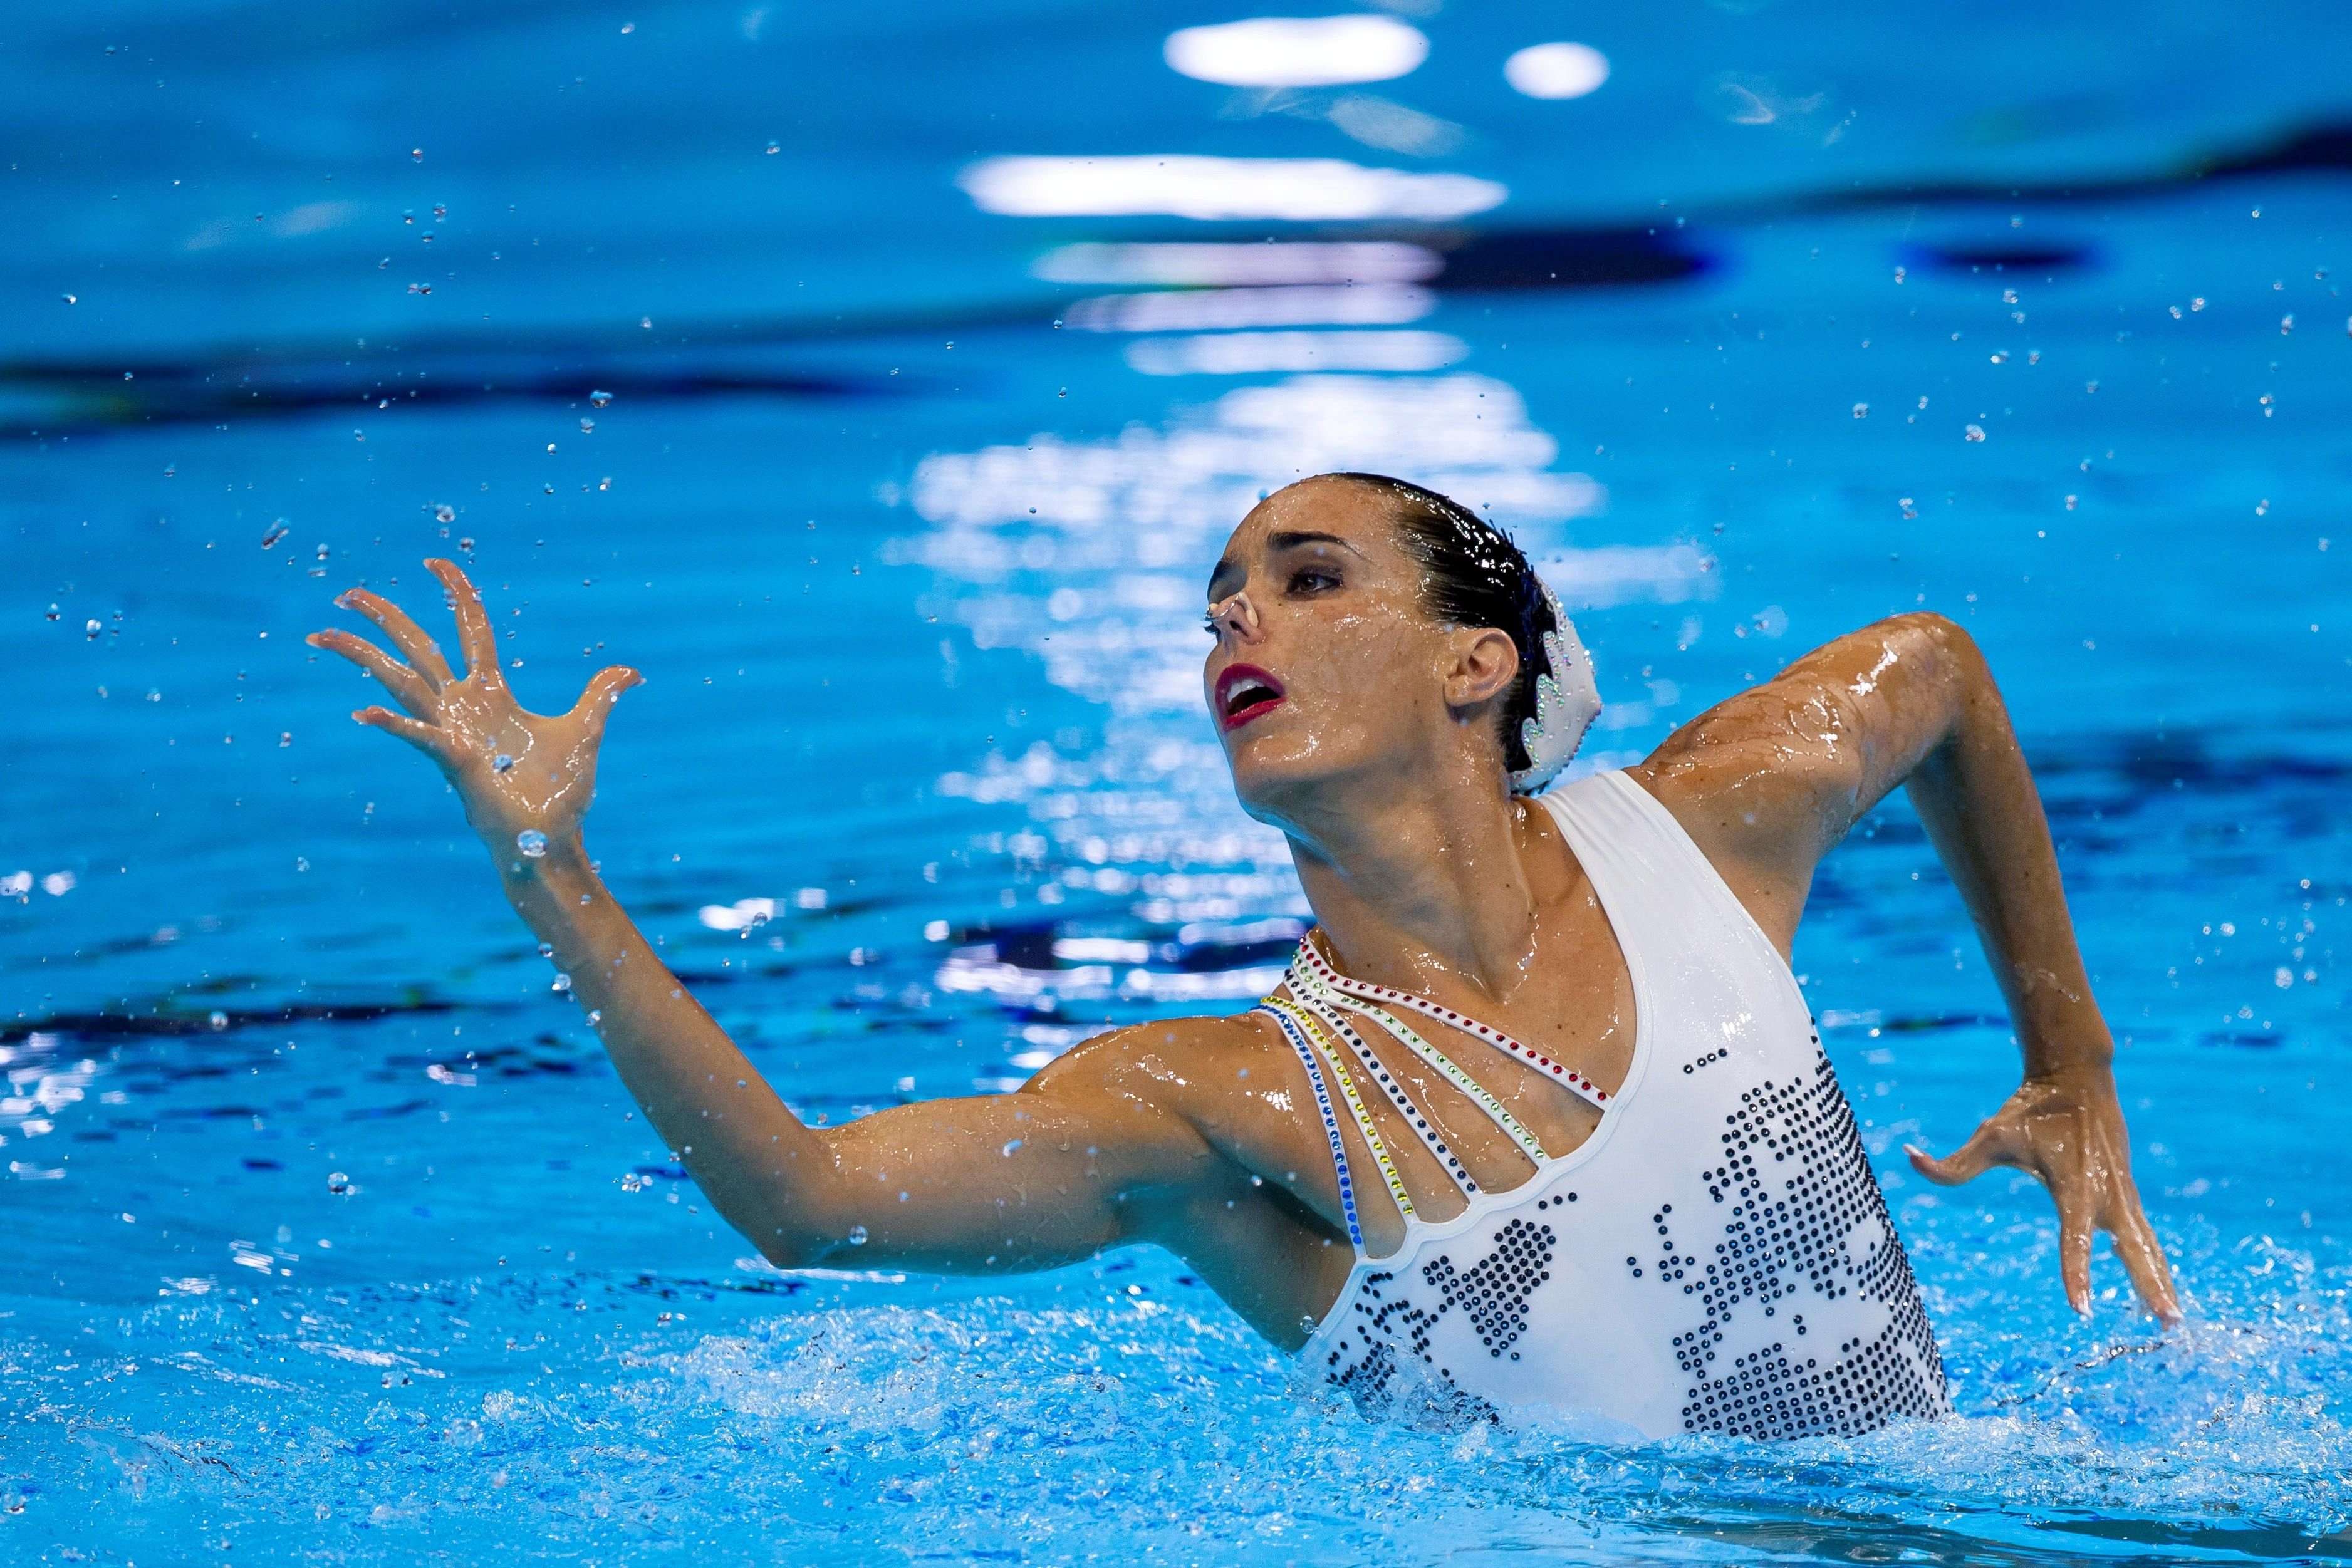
<box><xmin>1033</xmin><ymin>239</ymin><xmax>1443</xmax><ymax>288</ymax></box>
<box><xmin>959</xmin><ymin>155</ymin><xmax>1506</xmax><ymax>221</ymax></box>
<box><xmin>1126</xmin><ymin>329</ymin><xmax>1469</xmax><ymax>376</ymax></box>
<box><xmin>1064</xmin><ymin>282</ymin><xmax>1433</xmax><ymax>333</ymax></box>
<box><xmin>1162</xmin><ymin>14</ymin><xmax>1428</xmax><ymax>89</ymax></box>
<box><xmin>1504</xmin><ymin>41</ymin><xmax>1611</xmax><ymax>101</ymax></box>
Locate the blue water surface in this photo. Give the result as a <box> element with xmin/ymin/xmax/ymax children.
<box><xmin>4</xmin><ymin>3</ymin><xmax>2351</xmax><ymax>1562</ymax></box>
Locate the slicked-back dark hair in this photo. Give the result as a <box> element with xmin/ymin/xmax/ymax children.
<box><xmin>1324</xmin><ymin>472</ymin><xmax>1556</xmax><ymax>772</ymax></box>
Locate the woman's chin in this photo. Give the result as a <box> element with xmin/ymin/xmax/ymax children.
<box><xmin>1224</xmin><ymin>734</ymin><xmax>1360</xmax><ymax>821</ymax></box>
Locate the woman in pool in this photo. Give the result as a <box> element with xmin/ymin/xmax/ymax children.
<box><xmin>311</xmin><ymin>472</ymin><xmax>2177</xmax><ymax>1439</ymax></box>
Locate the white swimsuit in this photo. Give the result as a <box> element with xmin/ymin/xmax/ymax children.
<box><xmin>1258</xmin><ymin>770</ymin><xmax>1949</xmax><ymax>1440</ymax></box>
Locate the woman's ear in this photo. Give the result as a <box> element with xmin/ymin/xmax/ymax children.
<box><xmin>1442</xmin><ymin>628</ymin><xmax>1521</xmax><ymax>712</ymax></box>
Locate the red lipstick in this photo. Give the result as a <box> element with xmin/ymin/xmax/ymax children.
<box><xmin>1215</xmin><ymin>663</ymin><xmax>1286</xmax><ymax>732</ymax></box>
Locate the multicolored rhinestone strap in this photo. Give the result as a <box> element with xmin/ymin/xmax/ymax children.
<box><xmin>1283</xmin><ymin>982</ymin><xmax>1482</xmax><ymax>1198</ymax></box>
<box><xmin>1252</xmin><ymin>1002</ymin><xmax>1361</xmax><ymax>1250</ymax></box>
<box><xmin>1264</xmin><ymin>997</ymin><xmax>1415</xmax><ymax>1223</ymax></box>
<box><xmin>1286</xmin><ymin>961</ymin><xmax>1552</xmax><ymax>1169</ymax></box>
<box><xmin>1292</xmin><ymin>934</ymin><xmax>1613</xmax><ymax>1113</ymax></box>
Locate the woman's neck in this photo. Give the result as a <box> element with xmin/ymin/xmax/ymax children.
<box><xmin>1283</xmin><ymin>767</ymin><xmax>1547</xmax><ymax>999</ymax></box>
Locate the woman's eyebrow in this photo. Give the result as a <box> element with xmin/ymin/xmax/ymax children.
<box><xmin>1265</xmin><ymin>529</ymin><xmax>1363</xmax><ymax>556</ymax></box>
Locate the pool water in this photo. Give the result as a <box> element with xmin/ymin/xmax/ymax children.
<box><xmin>5</xmin><ymin>3</ymin><xmax>2351</xmax><ymax>1562</ymax></box>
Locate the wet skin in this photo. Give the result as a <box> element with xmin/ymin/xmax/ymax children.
<box><xmin>311</xmin><ymin>477</ymin><xmax>2178</xmax><ymax>1352</ymax></box>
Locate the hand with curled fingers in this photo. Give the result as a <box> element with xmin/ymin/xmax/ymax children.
<box><xmin>307</xmin><ymin>559</ymin><xmax>642</xmax><ymax>863</ymax></box>
<box><xmin>1907</xmin><ymin>1065</ymin><xmax>2181</xmax><ymax>1322</ymax></box>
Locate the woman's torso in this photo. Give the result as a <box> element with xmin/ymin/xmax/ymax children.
<box><xmin>1264</xmin><ymin>769</ymin><xmax>1949</xmax><ymax>1440</ymax></box>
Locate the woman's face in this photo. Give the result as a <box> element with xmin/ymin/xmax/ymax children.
<box><xmin>1204</xmin><ymin>478</ymin><xmax>1519</xmax><ymax>828</ymax></box>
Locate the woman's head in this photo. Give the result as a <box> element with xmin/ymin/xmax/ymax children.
<box><xmin>1202</xmin><ymin>473</ymin><xmax>1559</xmax><ymax>825</ymax></box>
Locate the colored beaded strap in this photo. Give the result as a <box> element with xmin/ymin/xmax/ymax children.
<box><xmin>1263</xmin><ymin>997</ymin><xmax>1416</xmax><ymax>1223</ymax></box>
<box><xmin>1286</xmin><ymin>962</ymin><xmax>1552</xmax><ymax>1168</ymax></box>
<box><xmin>1292</xmin><ymin>935</ymin><xmax>1612</xmax><ymax>1113</ymax></box>
<box><xmin>1253</xmin><ymin>1003</ymin><xmax>1362</xmax><ymax>1250</ymax></box>
<box><xmin>1281</xmin><ymin>981</ymin><xmax>1480</xmax><ymax>1200</ymax></box>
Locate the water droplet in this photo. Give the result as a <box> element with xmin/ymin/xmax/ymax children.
<box><xmin>492</xmin><ymin>754</ymin><xmax>515</xmax><ymax>774</ymax></box>
<box><xmin>551</xmin><ymin>972</ymin><xmax>572</xmax><ymax>994</ymax></box>
<box><xmin>208</xmin><ymin>1010</ymin><xmax>229</xmax><ymax>1031</ymax></box>
<box><xmin>586</xmin><ymin>1010</ymin><xmax>602</xmax><ymax>1025</ymax></box>
<box><xmin>538</xmin><ymin>942</ymin><xmax>554</xmax><ymax>957</ymax></box>
<box><xmin>765</xmin><ymin>140</ymin><xmax>779</xmax><ymax>155</ymax></box>
<box><xmin>261</xmin><ymin>521</ymin><xmax>291</xmax><ymax>549</ymax></box>
<box><xmin>85</xmin><ymin>619</ymin><xmax>101</xmax><ymax>639</ymax></box>
<box><xmin>579</xmin><ymin>418</ymin><xmax>595</xmax><ymax>434</ymax></box>
<box><xmin>847</xmin><ymin>1225</ymin><xmax>868</xmax><ymax>1245</ymax></box>
<box><xmin>516</xmin><ymin>828</ymin><xmax>548</xmax><ymax>858</ymax></box>
<box><xmin>1001</xmin><ymin>1138</ymin><xmax>1024</xmax><ymax>1156</ymax></box>
<box><xmin>434</xmin><ymin>503</ymin><xmax>456</xmax><ymax>523</ymax></box>
<box><xmin>61</xmin><ymin>293</ymin><xmax>77</xmax><ymax>304</ymax></box>
<box><xmin>1964</xmin><ymin>423</ymin><xmax>1987</xmax><ymax>442</ymax></box>
<box><xmin>44</xmin><ymin>604</ymin><xmax>59</xmax><ymax>621</ymax></box>
<box><xmin>590</xmin><ymin>389</ymin><xmax>613</xmax><ymax>407</ymax></box>
<box><xmin>1850</xmin><ymin>402</ymin><xmax>1867</xmax><ymax>419</ymax></box>
<box><xmin>411</xmin><ymin>147</ymin><xmax>424</xmax><ymax>162</ymax></box>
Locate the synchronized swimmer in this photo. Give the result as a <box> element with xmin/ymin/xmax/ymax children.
<box><xmin>311</xmin><ymin>472</ymin><xmax>2177</xmax><ymax>1439</ymax></box>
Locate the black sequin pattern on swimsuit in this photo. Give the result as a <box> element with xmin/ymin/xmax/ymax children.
<box><xmin>1663</xmin><ymin>1039</ymin><xmax>1944</xmax><ymax>1438</ymax></box>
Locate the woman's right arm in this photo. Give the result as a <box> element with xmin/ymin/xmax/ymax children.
<box><xmin>310</xmin><ymin>560</ymin><xmax>1222</xmax><ymax>1274</ymax></box>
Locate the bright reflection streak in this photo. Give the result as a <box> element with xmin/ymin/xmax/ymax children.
<box><xmin>1125</xmin><ymin>330</ymin><xmax>1467</xmax><ymax>375</ymax></box>
<box><xmin>959</xmin><ymin>156</ymin><xmax>1506</xmax><ymax>221</ymax></box>
<box><xmin>1034</xmin><ymin>241</ymin><xmax>1442</xmax><ymax>288</ymax></box>
<box><xmin>1163</xmin><ymin>15</ymin><xmax>1427</xmax><ymax>88</ymax></box>
<box><xmin>1067</xmin><ymin>283</ymin><xmax>1432</xmax><ymax>333</ymax></box>
<box><xmin>1505</xmin><ymin>42</ymin><xmax>1611</xmax><ymax>100</ymax></box>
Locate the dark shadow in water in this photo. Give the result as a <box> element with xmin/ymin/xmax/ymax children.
<box><xmin>0</xmin><ymin>997</ymin><xmax>456</xmax><ymax>1046</ymax></box>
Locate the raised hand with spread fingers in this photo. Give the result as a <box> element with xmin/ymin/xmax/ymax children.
<box><xmin>307</xmin><ymin>558</ymin><xmax>641</xmax><ymax>859</ymax></box>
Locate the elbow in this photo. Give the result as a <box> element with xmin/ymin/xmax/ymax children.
<box><xmin>718</xmin><ymin>1186</ymin><xmax>850</xmax><ymax>1270</ymax></box>
<box><xmin>749</xmin><ymin>1221</ymin><xmax>845</xmax><ymax>1272</ymax></box>
<box><xmin>1880</xmin><ymin>611</ymin><xmax>1989</xmax><ymax>686</ymax></box>
<box><xmin>1884</xmin><ymin>609</ymin><xmax>1971</xmax><ymax>654</ymax></box>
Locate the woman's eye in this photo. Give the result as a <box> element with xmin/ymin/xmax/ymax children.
<box><xmin>1289</xmin><ymin>568</ymin><xmax>1340</xmax><ymax>594</ymax></box>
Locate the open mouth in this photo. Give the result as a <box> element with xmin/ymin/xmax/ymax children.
<box><xmin>1215</xmin><ymin>663</ymin><xmax>1286</xmax><ymax>731</ymax></box>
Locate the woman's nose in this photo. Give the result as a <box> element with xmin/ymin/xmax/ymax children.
<box><xmin>1210</xmin><ymin>591</ymin><xmax>1262</xmax><ymax>642</ymax></box>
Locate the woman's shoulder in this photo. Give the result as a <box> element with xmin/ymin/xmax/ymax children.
<box><xmin>1025</xmin><ymin>1007</ymin><xmax>1291</xmax><ymax>1104</ymax></box>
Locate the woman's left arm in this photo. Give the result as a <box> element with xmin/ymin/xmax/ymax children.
<box><xmin>1637</xmin><ymin>611</ymin><xmax>2180</xmax><ymax>1321</ymax></box>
